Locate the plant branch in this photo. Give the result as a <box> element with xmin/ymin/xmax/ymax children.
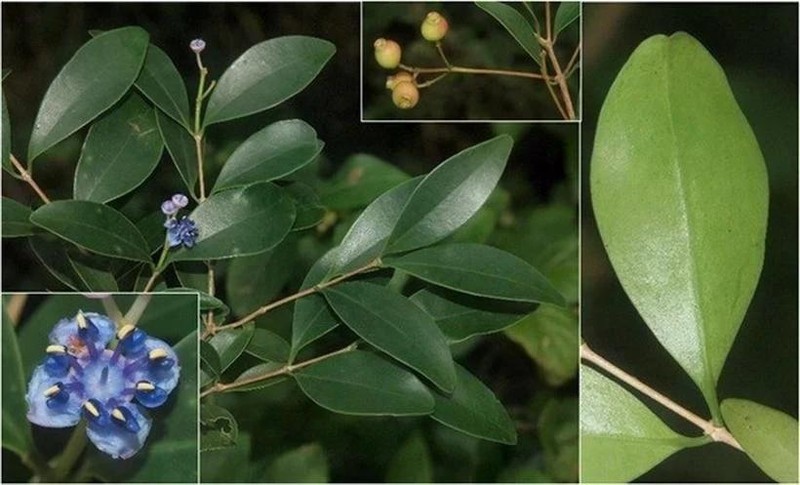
<box><xmin>100</xmin><ymin>295</ymin><xmax>124</xmax><ymax>327</ymax></box>
<box><xmin>540</xmin><ymin>53</ymin><xmax>568</xmax><ymax>119</ymax></box>
<box><xmin>204</xmin><ymin>259</ymin><xmax>381</xmax><ymax>339</ymax></box>
<box><xmin>435</xmin><ymin>41</ymin><xmax>451</xmax><ymax>68</ymax></box>
<box><xmin>541</xmin><ymin>40</ymin><xmax>576</xmax><ymax>119</ymax></box>
<box><xmin>580</xmin><ymin>343</ymin><xmax>743</xmax><ymax>451</ymax></box>
<box><xmin>201</xmin><ymin>342</ymin><xmax>358</xmax><ymax>398</ymax></box>
<box><xmin>545</xmin><ymin>1</ymin><xmax>552</xmax><ymax>43</ymax></box>
<box><xmin>142</xmin><ymin>236</ymin><xmax>171</xmax><ymax>292</ymax></box>
<box><xmin>51</xmin><ymin>421</ymin><xmax>87</xmax><ymax>481</ymax></box>
<box><xmin>564</xmin><ymin>43</ymin><xmax>582</xmax><ymax>78</ymax></box>
<box><xmin>9</xmin><ymin>153</ymin><xmax>51</xmax><ymax>204</ymax></box>
<box><xmin>399</xmin><ymin>63</ymin><xmax>548</xmax><ymax>81</ymax></box>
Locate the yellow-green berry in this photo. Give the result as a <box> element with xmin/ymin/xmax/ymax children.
<box><xmin>392</xmin><ymin>81</ymin><xmax>419</xmax><ymax>109</ymax></box>
<box><xmin>374</xmin><ymin>38</ymin><xmax>402</xmax><ymax>69</ymax></box>
<box><xmin>421</xmin><ymin>12</ymin><xmax>449</xmax><ymax>42</ymax></box>
<box><xmin>385</xmin><ymin>71</ymin><xmax>414</xmax><ymax>90</ymax></box>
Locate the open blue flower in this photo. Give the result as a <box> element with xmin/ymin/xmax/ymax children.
<box><xmin>26</xmin><ymin>311</ymin><xmax>180</xmax><ymax>459</ymax></box>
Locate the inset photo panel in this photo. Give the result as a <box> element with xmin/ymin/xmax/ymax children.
<box><xmin>362</xmin><ymin>1</ymin><xmax>581</xmax><ymax>121</ymax></box>
<box><xmin>580</xmin><ymin>3</ymin><xmax>798</xmax><ymax>483</ymax></box>
<box><xmin>1</xmin><ymin>293</ymin><xmax>199</xmax><ymax>483</ymax></box>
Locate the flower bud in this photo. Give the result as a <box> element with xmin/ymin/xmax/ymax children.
<box><xmin>421</xmin><ymin>12</ymin><xmax>449</xmax><ymax>42</ymax></box>
<box><xmin>374</xmin><ymin>38</ymin><xmax>402</xmax><ymax>69</ymax></box>
<box><xmin>189</xmin><ymin>39</ymin><xmax>206</xmax><ymax>53</ymax></box>
<box><xmin>385</xmin><ymin>72</ymin><xmax>414</xmax><ymax>90</ymax></box>
<box><xmin>391</xmin><ymin>81</ymin><xmax>420</xmax><ymax>109</ymax></box>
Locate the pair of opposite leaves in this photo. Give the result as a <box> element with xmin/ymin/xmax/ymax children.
<box><xmin>584</xmin><ymin>32</ymin><xmax>797</xmax><ymax>483</ymax></box>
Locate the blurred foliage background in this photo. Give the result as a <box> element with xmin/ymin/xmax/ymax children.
<box><xmin>362</xmin><ymin>1</ymin><xmax>580</xmax><ymax>120</ymax></box>
<box><xmin>2</xmin><ymin>3</ymin><xmax>578</xmax><ymax>482</ymax></box>
<box><xmin>581</xmin><ymin>3</ymin><xmax>798</xmax><ymax>482</ymax></box>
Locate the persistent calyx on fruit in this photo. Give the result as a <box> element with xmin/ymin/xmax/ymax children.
<box><xmin>421</xmin><ymin>11</ymin><xmax>449</xmax><ymax>42</ymax></box>
<box><xmin>385</xmin><ymin>71</ymin><xmax>414</xmax><ymax>90</ymax></box>
<box><xmin>374</xmin><ymin>38</ymin><xmax>402</xmax><ymax>69</ymax></box>
<box><xmin>391</xmin><ymin>81</ymin><xmax>419</xmax><ymax>109</ymax></box>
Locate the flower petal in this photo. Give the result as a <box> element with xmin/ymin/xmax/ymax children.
<box><xmin>86</xmin><ymin>404</ymin><xmax>152</xmax><ymax>459</ymax></box>
<box><xmin>26</xmin><ymin>365</ymin><xmax>82</xmax><ymax>428</ymax></box>
<box><xmin>135</xmin><ymin>337</ymin><xmax>181</xmax><ymax>395</ymax></box>
<box><xmin>49</xmin><ymin>312</ymin><xmax>116</xmax><ymax>348</ymax></box>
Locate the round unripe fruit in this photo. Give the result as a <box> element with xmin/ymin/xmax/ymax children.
<box><xmin>392</xmin><ymin>81</ymin><xmax>419</xmax><ymax>109</ymax></box>
<box><xmin>385</xmin><ymin>71</ymin><xmax>414</xmax><ymax>90</ymax></box>
<box><xmin>374</xmin><ymin>38</ymin><xmax>402</xmax><ymax>69</ymax></box>
<box><xmin>421</xmin><ymin>12</ymin><xmax>449</xmax><ymax>41</ymax></box>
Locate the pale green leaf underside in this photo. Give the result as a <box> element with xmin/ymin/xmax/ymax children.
<box><xmin>590</xmin><ymin>33</ymin><xmax>768</xmax><ymax>411</ymax></box>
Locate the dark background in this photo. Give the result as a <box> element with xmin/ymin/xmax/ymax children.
<box><xmin>581</xmin><ymin>3</ymin><xmax>798</xmax><ymax>482</ymax></box>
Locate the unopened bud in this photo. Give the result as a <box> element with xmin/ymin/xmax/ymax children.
<box><xmin>190</xmin><ymin>39</ymin><xmax>206</xmax><ymax>53</ymax></box>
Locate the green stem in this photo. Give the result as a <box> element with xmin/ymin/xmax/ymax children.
<box><xmin>100</xmin><ymin>296</ymin><xmax>124</xmax><ymax>327</ymax></box>
<box><xmin>142</xmin><ymin>235</ymin><xmax>171</xmax><ymax>293</ymax></box>
<box><xmin>193</xmin><ymin>60</ymin><xmax>208</xmax><ymax>201</ymax></box>
<box><xmin>124</xmin><ymin>293</ymin><xmax>152</xmax><ymax>326</ymax></box>
<box><xmin>51</xmin><ymin>422</ymin><xmax>88</xmax><ymax>481</ymax></box>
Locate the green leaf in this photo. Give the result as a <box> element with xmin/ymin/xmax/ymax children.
<box><xmin>323</xmin><ymin>282</ymin><xmax>455</xmax><ymax>392</ymax></box>
<box><xmin>135</xmin><ymin>43</ymin><xmax>191</xmax><ymax>129</ymax></box>
<box><xmin>1</xmin><ymin>303</ymin><xmax>34</xmax><ymax>458</ymax></box>
<box><xmin>581</xmin><ymin>365</ymin><xmax>699</xmax><ymax>482</ymax></box>
<box><xmin>226</xmin><ymin>241</ymin><xmax>295</xmax><ymax>316</ymax></box>
<box><xmin>554</xmin><ymin>2</ymin><xmax>580</xmax><ymax>37</ymax></box>
<box><xmin>174</xmin><ymin>261</ymin><xmax>208</xmax><ymax>292</ymax></box>
<box><xmin>2</xmin><ymin>198</ymin><xmax>35</xmax><ymax>237</ymax></box>
<box><xmin>156</xmin><ymin>110</ymin><xmax>198</xmax><ymax>196</ymax></box>
<box><xmin>505</xmin><ymin>304</ymin><xmax>578</xmax><ymax>386</ymax></box>
<box><xmin>30</xmin><ymin>200</ymin><xmax>151</xmax><ymax>262</ymax></box>
<box><xmin>73</xmin><ymin>93</ymin><xmax>163</xmax><ymax>202</ymax></box>
<box><xmin>213</xmin><ymin>119</ymin><xmax>323</xmax><ymax>192</ymax></box>
<box><xmin>167</xmin><ymin>287</ymin><xmax>228</xmax><ymax>318</ymax></box>
<box><xmin>591</xmin><ymin>33</ymin><xmax>769</xmax><ymax>414</ymax></box>
<box><xmin>135</xmin><ymin>211</ymin><xmax>167</xmax><ymax>254</ymax></box>
<box><xmin>430</xmin><ymin>364</ymin><xmax>517</xmax><ymax>445</ymax></box>
<box><xmin>475</xmin><ymin>3</ymin><xmax>542</xmax><ymax>67</ymax></box>
<box><xmin>721</xmin><ymin>399</ymin><xmax>798</xmax><ymax>483</ymax></box>
<box><xmin>28</xmin><ymin>27</ymin><xmax>149</xmax><ymax>162</ymax></box>
<box><xmin>385</xmin><ymin>243</ymin><xmax>565</xmax><ymax>305</ymax></box>
<box><xmin>200</xmin><ymin>340</ymin><xmax>222</xmax><ymax>382</ymax></box>
<box><xmin>331</xmin><ymin>176</ymin><xmax>421</xmax><ymax>275</ymax></box>
<box><xmin>245</xmin><ymin>328</ymin><xmax>290</xmax><ymax>363</ymax></box>
<box><xmin>201</xmin><ymin>433</ymin><xmax>252</xmax><ymax>482</ymax></box>
<box><xmin>209</xmin><ymin>325</ymin><xmax>255</xmax><ymax>373</ymax></box>
<box><xmin>286</xmin><ymin>183</ymin><xmax>326</xmax><ymax>231</ymax></box>
<box><xmin>228</xmin><ymin>362</ymin><xmax>287</xmax><ymax>392</ymax></box>
<box><xmin>291</xmin><ymin>249</ymin><xmax>340</xmax><ymax>359</ymax></box>
<box><xmin>264</xmin><ymin>443</ymin><xmax>329</xmax><ymax>483</ymax></box>
<box><xmin>68</xmin><ymin>251</ymin><xmax>119</xmax><ymax>292</ymax></box>
<box><xmin>295</xmin><ymin>350</ymin><xmax>435</xmax><ymax>416</ymax></box>
<box><xmin>385</xmin><ymin>431</ymin><xmax>433</xmax><ymax>483</ymax></box>
<box><xmin>386</xmin><ymin>135</ymin><xmax>512</xmax><ymax>254</ymax></box>
<box><xmin>29</xmin><ymin>236</ymin><xmax>84</xmax><ymax>290</ymax></box>
<box><xmin>320</xmin><ymin>153</ymin><xmax>411</xmax><ymax>211</ymax></box>
<box><xmin>538</xmin><ymin>397</ymin><xmax>579</xmax><ymax>482</ymax></box>
<box><xmin>169</xmin><ymin>182</ymin><xmax>295</xmax><ymax>262</ymax></box>
<box><xmin>410</xmin><ymin>288</ymin><xmax>532</xmax><ymax>343</ymax></box>
<box><xmin>201</xmin><ymin>404</ymin><xmax>238</xmax><ymax>452</ymax></box>
<box><xmin>204</xmin><ymin>36</ymin><xmax>335</xmax><ymax>126</ymax></box>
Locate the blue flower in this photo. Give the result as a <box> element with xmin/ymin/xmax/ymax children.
<box><xmin>26</xmin><ymin>311</ymin><xmax>180</xmax><ymax>459</ymax></box>
<box><xmin>165</xmin><ymin>216</ymin><xmax>199</xmax><ymax>249</ymax></box>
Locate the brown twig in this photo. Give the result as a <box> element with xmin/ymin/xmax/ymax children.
<box><xmin>9</xmin><ymin>154</ymin><xmax>51</xmax><ymax>203</ymax></box>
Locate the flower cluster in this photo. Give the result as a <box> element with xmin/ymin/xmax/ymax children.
<box><xmin>161</xmin><ymin>193</ymin><xmax>199</xmax><ymax>249</ymax></box>
<box><xmin>26</xmin><ymin>311</ymin><xmax>180</xmax><ymax>459</ymax></box>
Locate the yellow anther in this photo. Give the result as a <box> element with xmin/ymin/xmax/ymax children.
<box><xmin>149</xmin><ymin>348</ymin><xmax>168</xmax><ymax>360</ymax></box>
<box><xmin>136</xmin><ymin>381</ymin><xmax>156</xmax><ymax>391</ymax></box>
<box><xmin>44</xmin><ymin>385</ymin><xmax>61</xmax><ymax>397</ymax></box>
<box><xmin>46</xmin><ymin>344</ymin><xmax>67</xmax><ymax>354</ymax></box>
<box><xmin>83</xmin><ymin>401</ymin><xmax>100</xmax><ymax>417</ymax></box>
<box><xmin>111</xmin><ymin>408</ymin><xmax>126</xmax><ymax>422</ymax></box>
<box><xmin>117</xmin><ymin>324</ymin><xmax>135</xmax><ymax>340</ymax></box>
<box><xmin>76</xmin><ymin>311</ymin><xmax>88</xmax><ymax>329</ymax></box>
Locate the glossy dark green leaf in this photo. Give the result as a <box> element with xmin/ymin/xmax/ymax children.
<box><xmin>721</xmin><ymin>399</ymin><xmax>798</xmax><ymax>483</ymax></box>
<box><xmin>385</xmin><ymin>243</ymin><xmax>565</xmax><ymax>305</ymax></box>
<box><xmin>323</xmin><ymin>282</ymin><xmax>455</xmax><ymax>392</ymax></box>
<box><xmin>505</xmin><ymin>304</ymin><xmax>577</xmax><ymax>386</ymax></box>
<box><xmin>2</xmin><ymin>197</ymin><xmax>35</xmax><ymax>237</ymax></box>
<box><xmin>226</xmin><ymin>241</ymin><xmax>295</xmax><ymax>316</ymax></box>
<box><xmin>410</xmin><ymin>288</ymin><xmax>532</xmax><ymax>343</ymax></box>
<box><xmin>320</xmin><ymin>153</ymin><xmax>411</xmax><ymax>211</ymax></box>
<box><xmin>291</xmin><ymin>250</ymin><xmax>340</xmax><ymax>359</ymax></box>
<box><xmin>28</xmin><ymin>27</ymin><xmax>149</xmax><ymax>162</ymax></box>
<box><xmin>135</xmin><ymin>211</ymin><xmax>167</xmax><ymax>255</ymax></box>
<box><xmin>295</xmin><ymin>350</ymin><xmax>435</xmax><ymax>416</ymax></box>
<box><xmin>386</xmin><ymin>136</ymin><xmax>512</xmax><ymax>254</ymax></box>
<box><xmin>475</xmin><ymin>3</ymin><xmax>542</xmax><ymax>66</ymax></box>
<box><xmin>203</xmin><ymin>36</ymin><xmax>335</xmax><ymax>126</ymax></box>
<box><xmin>1</xmin><ymin>303</ymin><xmax>34</xmax><ymax>458</ymax></box>
<box><xmin>285</xmin><ymin>183</ymin><xmax>326</xmax><ymax>231</ymax></box>
<box><xmin>554</xmin><ymin>2</ymin><xmax>580</xmax><ymax>36</ymax></box>
<box><xmin>135</xmin><ymin>43</ymin><xmax>191</xmax><ymax>129</ymax></box>
<box><xmin>201</xmin><ymin>404</ymin><xmax>238</xmax><ymax>451</ymax></box>
<box><xmin>229</xmin><ymin>362</ymin><xmax>287</xmax><ymax>392</ymax></box>
<box><xmin>581</xmin><ymin>365</ymin><xmax>701</xmax><ymax>482</ymax></box>
<box><xmin>29</xmin><ymin>237</ymin><xmax>83</xmax><ymax>290</ymax></box>
<box><xmin>213</xmin><ymin>119</ymin><xmax>323</xmax><ymax>192</ymax></box>
<box><xmin>246</xmin><ymin>328</ymin><xmax>290</xmax><ymax>363</ymax></box>
<box><xmin>174</xmin><ymin>261</ymin><xmax>208</xmax><ymax>292</ymax></box>
<box><xmin>30</xmin><ymin>200</ymin><xmax>151</xmax><ymax>262</ymax></box>
<box><xmin>591</xmin><ymin>33</ymin><xmax>769</xmax><ymax>413</ymax></box>
<box><xmin>156</xmin><ymin>110</ymin><xmax>198</xmax><ymax>196</ymax></box>
<box><xmin>73</xmin><ymin>93</ymin><xmax>163</xmax><ymax>202</ymax></box>
<box><xmin>209</xmin><ymin>325</ymin><xmax>255</xmax><ymax>373</ymax></box>
<box><xmin>385</xmin><ymin>431</ymin><xmax>433</xmax><ymax>483</ymax></box>
<box><xmin>201</xmin><ymin>433</ymin><xmax>252</xmax><ymax>482</ymax></box>
<box><xmin>168</xmin><ymin>287</ymin><xmax>228</xmax><ymax>319</ymax></box>
<box><xmin>68</xmin><ymin>251</ymin><xmax>119</xmax><ymax>292</ymax></box>
<box><xmin>430</xmin><ymin>364</ymin><xmax>517</xmax><ymax>445</ymax></box>
<box><xmin>331</xmin><ymin>177</ymin><xmax>421</xmax><ymax>275</ymax></box>
<box><xmin>169</xmin><ymin>182</ymin><xmax>295</xmax><ymax>262</ymax></box>
<box><xmin>200</xmin><ymin>340</ymin><xmax>222</xmax><ymax>381</ymax></box>
<box><xmin>264</xmin><ymin>444</ymin><xmax>329</xmax><ymax>483</ymax></box>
